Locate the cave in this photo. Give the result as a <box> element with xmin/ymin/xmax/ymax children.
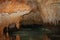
<box><xmin>0</xmin><ymin>0</ymin><xmax>60</xmax><ymax>40</ymax></box>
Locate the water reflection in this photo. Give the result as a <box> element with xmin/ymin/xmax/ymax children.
<box><xmin>4</xmin><ymin>24</ymin><xmax>60</xmax><ymax>40</ymax></box>
<box><xmin>3</xmin><ymin>24</ymin><xmax>44</xmax><ymax>40</ymax></box>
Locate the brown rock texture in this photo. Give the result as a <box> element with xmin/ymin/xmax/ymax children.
<box><xmin>0</xmin><ymin>0</ymin><xmax>60</xmax><ymax>40</ymax></box>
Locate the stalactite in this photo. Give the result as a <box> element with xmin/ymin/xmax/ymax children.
<box><xmin>37</xmin><ymin>0</ymin><xmax>60</xmax><ymax>24</ymax></box>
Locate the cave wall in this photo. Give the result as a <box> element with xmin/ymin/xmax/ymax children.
<box><xmin>21</xmin><ymin>0</ymin><xmax>42</xmax><ymax>25</ymax></box>
<box><xmin>0</xmin><ymin>0</ymin><xmax>60</xmax><ymax>25</ymax></box>
<box><xmin>22</xmin><ymin>0</ymin><xmax>60</xmax><ymax>25</ymax></box>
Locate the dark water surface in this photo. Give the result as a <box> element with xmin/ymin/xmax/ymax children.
<box><xmin>8</xmin><ymin>24</ymin><xmax>44</xmax><ymax>40</ymax></box>
<box><xmin>4</xmin><ymin>24</ymin><xmax>60</xmax><ymax>40</ymax></box>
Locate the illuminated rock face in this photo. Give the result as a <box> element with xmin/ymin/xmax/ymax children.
<box><xmin>0</xmin><ymin>0</ymin><xmax>31</xmax><ymax>28</ymax></box>
<box><xmin>0</xmin><ymin>0</ymin><xmax>31</xmax><ymax>13</ymax></box>
<box><xmin>40</xmin><ymin>0</ymin><xmax>57</xmax><ymax>24</ymax></box>
<box><xmin>18</xmin><ymin>0</ymin><xmax>60</xmax><ymax>25</ymax></box>
<box><xmin>0</xmin><ymin>0</ymin><xmax>32</xmax><ymax>39</ymax></box>
<box><xmin>37</xmin><ymin>0</ymin><xmax>60</xmax><ymax>24</ymax></box>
